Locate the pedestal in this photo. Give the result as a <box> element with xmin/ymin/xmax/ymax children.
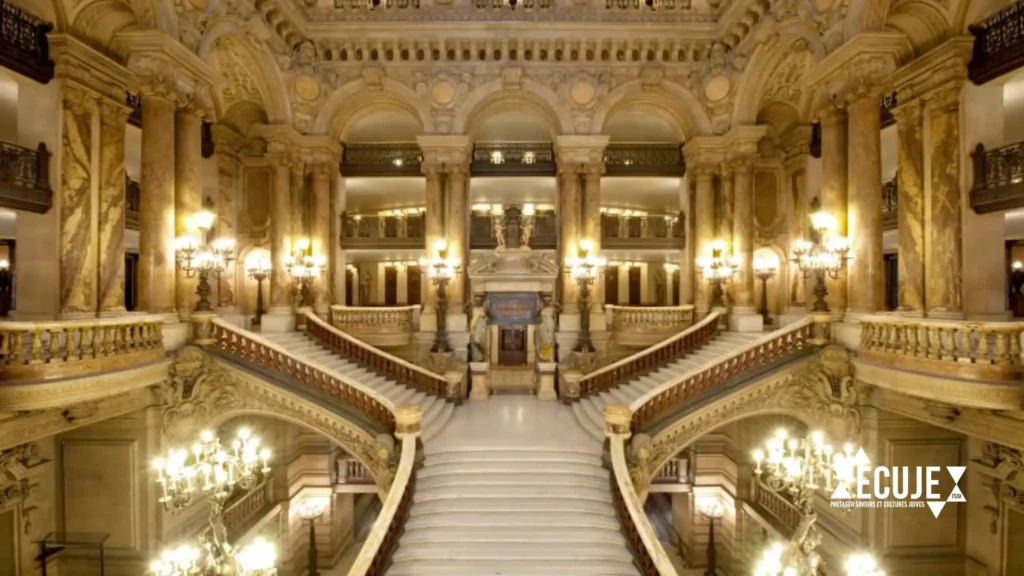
<box><xmin>727</xmin><ymin>309</ymin><xmax>763</xmax><ymax>333</ymax></box>
<box><xmin>536</xmin><ymin>362</ymin><xmax>558</xmax><ymax>401</ymax></box>
<box><xmin>469</xmin><ymin>362</ymin><xmax>490</xmax><ymax>402</ymax></box>
<box><xmin>444</xmin><ymin>369</ymin><xmax>465</xmax><ymax>402</ymax></box>
<box><xmin>262</xmin><ymin>309</ymin><xmax>296</xmax><ymax>333</ymax></box>
<box><xmin>560</xmin><ymin>368</ymin><xmax>583</xmax><ymax>402</ymax></box>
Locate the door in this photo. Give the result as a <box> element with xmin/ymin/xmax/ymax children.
<box><xmin>604</xmin><ymin>266</ymin><xmax>619</xmax><ymax>305</ymax></box>
<box><xmin>384</xmin><ymin>266</ymin><xmax>398</xmax><ymax>305</ymax></box>
<box><xmin>498</xmin><ymin>326</ymin><xmax>527</xmax><ymax>366</ymax></box>
<box><xmin>345</xmin><ymin>269</ymin><xmax>354</xmax><ymax>306</ymax></box>
<box><xmin>407</xmin><ymin>265</ymin><xmax>422</xmax><ymax>306</ymax></box>
<box><xmin>672</xmin><ymin>269</ymin><xmax>681</xmax><ymax>306</ymax></box>
<box><xmin>883</xmin><ymin>254</ymin><xmax>898</xmax><ymax>311</ymax></box>
<box><xmin>628</xmin><ymin>266</ymin><xmax>642</xmax><ymax>305</ymax></box>
<box><xmin>124</xmin><ymin>252</ymin><xmax>140</xmax><ymax>311</ymax></box>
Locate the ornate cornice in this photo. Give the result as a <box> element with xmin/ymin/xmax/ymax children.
<box><xmin>554</xmin><ymin>134</ymin><xmax>610</xmax><ymax>165</ymax></box>
<box><xmin>803</xmin><ymin>32</ymin><xmax>912</xmax><ymax>114</ymax></box>
<box><xmin>890</xmin><ymin>37</ymin><xmax>972</xmax><ymax>105</ymax></box>
<box><xmin>113</xmin><ymin>30</ymin><xmax>220</xmax><ymax>98</ymax></box>
<box><xmin>417</xmin><ymin>134</ymin><xmax>471</xmax><ymax>167</ymax></box>
<box><xmin>49</xmin><ymin>34</ymin><xmax>134</xmax><ymax>106</ymax></box>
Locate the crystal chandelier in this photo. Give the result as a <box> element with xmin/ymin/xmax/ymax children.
<box><xmin>792</xmin><ymin>210</ymin><xmax>852</xmax><ymax>313</ymax></box>
<box><xmin>175</xmin><ymin>210</ymin><xmax>236</xmax><ymax>313</ymax></box>
<box><xmin>286</xmin><ymin>237</ymin><xmax>325</xmax><ymax>308</ymax></box>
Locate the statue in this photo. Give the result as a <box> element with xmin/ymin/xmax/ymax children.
<box><xmin>494</xmin><ymin>215</ymin><xmax>507</xmax><ymax>249</ymax></box>
<box><xmin>537</xmin><ymin>294</ymin><xmax>558</xmax><ymax>363</ymax></box>
<box><xmin>469</xmin><ymin>294</ymin><xmax>489</xmax><ymax>362</ymax></box>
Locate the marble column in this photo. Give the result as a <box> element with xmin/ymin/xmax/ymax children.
<box><xmin>784</xmin><ymin>151</ymin><xmax>808</xmax><ymax>312</ymax></box>
<box><xmin>311</xmin><ymin>163</ymin><xmax>333</xmax><ymax>316</ymax></box>
<box><xmin>291</xmin><ymin>162</ymin><xmax>307</xmax><ymax>241</ymax></box>
<box><xmin>446</xmin><ymin>166</ymin><xmax>469</xmax><ymax>308</ymax></box>
<box><xmin>679</xmin><ymin>177</ymin><xmax>695</xmax><ymax>306</ymax></box>
<box><xmin>558</xmin><ymin>165</ymin><xmax>582</xmax><ymax>311</ymax></box>
<box><xmin>717</xmin><ymin>163</ymin><xmax>734</xmax><ymax>241</ymax></box>
<box><xmin>97</xmin><ymin>99</ymin><xmax>130</xmax><ymax>316</ymax></box>
<box><xmin>422</xmin><ymin>166</ymin><xmax>444</xmax><ymax>322</ymax></box>
<box><xmin>269</xmin><ymin>160</ymin><xmax>293</xmax><ymax>313</ymax></box>
<box><xmin>138</xmin><ymin>86</ymin><xmax>177</xmax><ymax>317</ymax></box>
<box><xmin>693</xmin><ymin>165</ymin><xmax>716</xmax><ymax>317</ymax></box>
<box><xmin>819</xmin><ymin>106</ymin><xmax>849</xmax><ymax>318</ymax></box>
<box><xmin>892</xmin><ymin>99</ymin><xmax>925</xmax><ymax>315</ymax></box>
<box><xmin>925</xmin><ymin>84</ymin><xmax>963</xmax><ymax>318</ymax></box>
<box><xmin>59</xmin><ymin>86</ymin><xmax>96</xmax><ymax>318</ymax></box>
<box><xmin>846</xmin><ymin>91</ymin><xmax>884</xmax><ymax>316</ymax></box>
<box><xmin>582</xmin><ymin>163</ymin><xmax>603</xmax><ymax>306</ymax></box>
<box><xmin>174</xmin><ymin>107</ymin><xmax>203</xmax><ymax>319</ymax></box>
<box><xmin>333</xmin><ymin>172</ymin><xmax>347</xmax><ymax>307</ymax></box>
<box><xmin>730</xmin><ymin>157</ymin><xmax>760</xmax><ymax>331</ymax></box>
<box><xmin>214</xmin><ymin>139</ymin><xmax>242</xmax><ymax>314</ymax></box>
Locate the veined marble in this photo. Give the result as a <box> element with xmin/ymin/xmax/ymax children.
<box><xmin>60</xmin><ymin>98</ymin><xmax>96</xmax><ymax>316</ymax></box>
<box><xmin>139</xmin><ymin>93</ymin><xmax>178</xmax><ymax>316</ymax></box>
<box><xmin>558</xmin><ymin>167</ymin><xmax>581</xmax><ymax>309</ymax></box>
<box><xmin>269</xmin><ymin>162</ymin><xmax>293</xmax><ymax>309</ymax></box>
<box><xmin>926</xmin><ymin>98</ymin><xmax>962</xmax><ymax>316</ymax></box>
<box><xmin>216</xmin><ymin>151</ymin><xmax>241</xmax><ymax>309</ymax></box>
<box><xmin>846</xmin><ymin>94</ymin><xmax>884</xmax><ymax>314</ymax></box>
<box><xmin>895</xmin><ymin>101</ymin><xmax>925</xmax><ymax>313</ymax></box>
<box><xmin>731</xmin><ymin>160</ymin><xmax>754</xmax><ymax>309</ymax></box>
<box><xmin>175</xmin><ymin>110</ymin><xmax>204</xmax><ymax>319</ymax></box>
<box><xmin>98</xmin><ymin>103</ymin><xmax>128</xmax><ymax>314</ymax></box>
<box><xmin>820</xmin><ymin>108</ymin><xmax>848</xmax><ymax>317</ymax></box>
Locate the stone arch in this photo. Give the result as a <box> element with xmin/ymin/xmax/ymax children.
<box><xmin>455</xmin><ymin>78</ymin><xmax>572</xmax><ymax>138</ymax></box>
<box><xmin>844</xmin><ymin>0</ymin><xmax>894</xmax><ymax>39</ymax></box>
<box><xmin>732</xmin><ymin>34</ymin><xmax>820</xmax><ymax>127</ymax></box>
<box><xmin>313</xmin><ymin>78</ymin><xmax>433</xmax><ymax>139</ymax></box>
<box><xmin>62</xmin><ymin>0</ymin><xmax>138</xmax><ymax>50</ymax></box>
<box><xmin>590</xmin><ymin>80</ymin><xmax>712</xmax><ymax>140</ymax></box>
<box><xmin>954</xmin><ymin>0</ymin><xmax>1004</xmax><ymax>32</ymax></box>
<box><xmin>885</xmin><ymin>0</ymin><xmax>954</xmax><ymax>56</ymax></box>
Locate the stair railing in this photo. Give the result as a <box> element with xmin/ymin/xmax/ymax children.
<box><xmin>208</xmin><ymin>317</ymin><xmax>396</xmax><ymax>433</ymax></box>
<box><xmin>304</xmin><ymin>310</ymin><xmax>457</xmax><ymax>400</ymax></box>
<box><xmin>571</xmin><ymin>310</ymin><xmax>721</xmax><ymax>400</ymax></box>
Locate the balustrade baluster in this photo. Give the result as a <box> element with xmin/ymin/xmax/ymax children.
<box><xmin>29</xmin><ymin>329</ymin><xmax>43</xmax><ymax>364</ymax></box>
<box><xmin>49</xmin><ymin>327</ymin><xmax>64</xmax><ymax>363</ymax></box>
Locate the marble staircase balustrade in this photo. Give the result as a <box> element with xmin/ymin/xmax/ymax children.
<box><xmin>329</xmin><ymin>305</ymin><xmax>419</xmax><ymax>349</ymax></box>
<box><xmin>606</xmin><ymin>305</ymin><xmax>696</xmax><ymax>348</ymax></box>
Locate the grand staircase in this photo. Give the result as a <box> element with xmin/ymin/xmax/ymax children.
<box><xmin>572</xmin><ymin>330</ymin><xmax>764</xmax><ymax>440</ymax></box>
<box><xmin>262</xmin><ymin>332</ymin><xmax>455</xmax><ymax>442</ymax></box>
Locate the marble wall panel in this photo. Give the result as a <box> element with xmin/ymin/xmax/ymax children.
<box><xmin>98</xmin><ymin>107</ymin><xmax>127</xmax><ymax>314</ymax></box>
<box><xmin>883</xmin><ymin>438</ymin><xmax>962</xmax><ymax>550</ymax></box>
<box><xmin>61</xmin><ymin>439</ymin><xmax>137</xmax><ymax>549</ymax></box>
<box><xmin>244</xmin><ymin>167</ymin><xmax>271</xmax><ymax>234</ymax></box>
<box><xmin>926</xmin><ymin>108</ymin><xmax>963</xmax><ymax>315</ymax></box>
<box><xmin>59</xmin><ymin>101</ymin><xmax>96</xmax><ymax>316</ymax></box>
<box><xmin>896</xmin><ymin>104</ymin><xmax>926</xmax><ymax>313</ymax></box>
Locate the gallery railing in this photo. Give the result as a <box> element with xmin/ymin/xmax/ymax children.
<box><xmin>601</xmin><ymin>213</ymin><xmax>684</xmax><ymax>249</ymax></box>
<box><xmin>0</xmin><ymin>0</ymin><xmax>53</xmax><ymax>83</ymax></box>
<box><xmin>969</xmin><ymin>1</ymin><xmax>1024</xmax><ymax>85</ymax></box>
<box><xmin>471</xmin><ymin>142</ymin><xmax>555</xmax><ymax>176</ymax></box>
<box><xmin>341</xmin><ymin>213</ymin><xmax>425</xmax><ymax>249</ymax></box>
<box><xmin>606</xmin><ymin>305</ymin><xmax>695</xmax><ymax>348</ymax></box>
<box><xmin>970</xmin><ymin>142</ymin><xmax>1024</xmax><ymax>213</ymax></box>
<box><xmin>330</xmin><ymin>305</ymin><xmax>418</xmax><ymax>348</ymax></box>
<box><xmin>0</xmin><ymin>141</ymin><xmax>51</xmax><ymax>213</ymax></box>
<box><xmin>881</xmin><ymin>176</ymin><xmax>897</xmax><ymax>232</ymax></box>
<box><xmin>341</xmin><ymin>143</ymin><xmax>422</xmax><ymax>176</ymax></box>
<box><xmin>604</xmin><ymin>143</ymin><xmax>685</xmax><ymax>176</ymax></box>
<box><xmin>125</xmin><ymin>175</ymin><xmax>141</xmax><ymax>230</ymax></box>
<box><xmin>469</xmin><ymin>211</ymin><xmax>557</xmax><ymax>249</ymax></box>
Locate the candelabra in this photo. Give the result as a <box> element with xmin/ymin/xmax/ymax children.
<box><xmin>696</xmin><ymin>239</ymin><xmax>740</xmax><ymax>309</ymax></box>
<box><xmin>754</xmin><ymin>544</ymin><xmax>886</xmax><ymax>576</ymax></box>
<box><xmin>698</xmin><ymin>498</ymin><xmax>725</xmax><ymax>576</ymax></box>
<box><xmin>176</xmin><ymin>211</ymin><xmax>237</xmax><ymax>313</ymax></box>
<box><xmin>297</xmin><ymin>498</ymin><xmax>329</xmax><ymax>576</ymax></box>
<box><xmin>287</xmin><ymin>238</ymin><xmax>324</xmax><ymax>309</ymax></box>
<box><xmin>419</xmin><ymin>239</ymin><xmax>462</xmax><ymax>353</ymax></box>
<box><xmin>753</xmin><ymin>256</ymin><xmax>778</xmax><ymax>326</ymax></box>
<box><xmin>792</xmin><ymin>211</ymin><xmax>852</xmax><ymax>313</ymax></box>
<box><xmin>565</xmin><ymin>239</ymin><xmax>606</xmax><ymax>353</ymax></box>
<box><xmin>246</xmin><ymin>251</ymin><xmax>271</xmax><ymax>330</ymax></box>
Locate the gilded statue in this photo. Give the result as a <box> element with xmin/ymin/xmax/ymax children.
<box><xmin>537</xmin><ymin>293</ymin><xmax>558</xmax><ymax>363</ymax></box>
<box><xmin>469</xmin><ymin>294</ymin><xmax>489</xmax><ymax>362</ymax></box>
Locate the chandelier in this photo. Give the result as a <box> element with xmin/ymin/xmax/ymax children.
<box><xmin>175</xmin><ymin>210</ymin><xmax>236</xmax><ymax>313</ymax></box>
<box><xmin>792</xmin><ymin>211</ymin><xmax>852</xmax><ymax>313</ymax></box>
<box><xmin>286</xmin><ymin>237</ymin><xmax>325</xmax><ymax>308</ymax></box>
<box><xmin>696</xmin><ymin>239</ymin><xmax>740</xmax><ymax>308</ymax></box>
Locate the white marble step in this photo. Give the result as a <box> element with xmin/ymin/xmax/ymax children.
<box><xmin>405</xmin><ymin>511</ymin><xmax>623</xmax><ymax>531</ymax></box>
<box><xmin>399</xmin><ymin>525</ymin><xmax>626</xmax><ymax>545</ymax></box>
<box><xmin>385</xmin><ymin>559</ymin><xmax>640</xmax><ymax>576</ymax></box>
<box><xmin>417</xmin><ymin>460</ymin><xmax>606</xmax><ymax>479</ymax></box>
<box><xmin>423</xmin><ymin>447</ymin><xmax>602</xmax><ymax>463</ymax></box>
<box><xmin>408</xmin><ymin>497</ymin><xmax>616</xmax><ymax>516</ymax></box>
<box><xmin>393</xmin><ymin>542</ymin><xmax>634</xmax><ymax>562</ymax></box>
<box><xmin>418</xmin><ymin>473</ymin><xmax>609</xmax><ymax>490</ymax></box>
<box><xmin>416</xmin><ymin>484</ymin><xmax>613</xmax><ymax>503</ymax></box>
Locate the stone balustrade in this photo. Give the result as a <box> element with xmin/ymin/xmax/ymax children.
<box><xmin>750</xmin><ymin>480</ymin><xmax>802</xmax><ymax>536</ymax></box>
<box><xmin>330</xmin><ymin>305</ymin><xmax>419</xmax><ymax>348</ymax></box>
<box><xmin>858</xmin><ymin>316</ymin><xmax>1024</xmax><ymax>381</ymax></box>
<box><xmin>606</xmin><ymin>305</ymin><xmax>695</xmax><ymax>348</ymax></box>
<box><xmin>222</xmin><ymin>478</ymin><xmax>270</xmax><ymax>539</ymax></box>
<box><xmin>0</xmin><ymin>315</ymin><xmax>164</xmax><ymax>381</ymax></box>
<box><xmin>339</xmin><ymin>458</ymin><xmax>375</xmax><ymax>484</ymax></box>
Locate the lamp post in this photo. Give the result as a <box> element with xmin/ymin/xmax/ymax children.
<box><xmin>175</xmin><ymin>211</ymin><xmax>237</xmax><ymax>313</ymax></box>
<box><xmin>698</xmin><ymin>498</ymin><xmax>725</xmax><ymax>576</ymax></box>
<box><xmin>696</xmin><ymin>239</ymin><xmax>740</xmax><ymax>309</ymax></box>
<box><xmin>792</xmin><ymin>211</ymin><xmax>851</xmax><ymax>313</ymax></box>
<box><xmin>565</xmin><ymin>239</ymin><xmax>606</xmax><ymax>353</ymax></box>
<box><xmin>246</xmin><ymin>251</ymin><xmax>271</xmax><ymax>331</ymax></box>
<box><xmin>419</xmin><ymin>239</ymin><xmax>461</xmax><ymax>354</ymax></box>
<box><xmin>286</xmin><ymin>238</ymin><xmax>324</xmax><ymax>310</ymax></box>
<box><xmin>296</xmin><ymin>498</ymin><xmax>329</xmax><ymax>576</ymax></box>
<box><xmin>753</xmin><ymin>256</ymin><xmax>778</xmax><ymax>326</ymax></box>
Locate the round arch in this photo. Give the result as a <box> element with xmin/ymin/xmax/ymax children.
<box><xmin>885</xmin><ymin>0</ymin><xmax>953</xmax><ymax>56</ymax></box>
<box><xmin>590</xmin><ymin>80</ymin><xmax>712</xmax><ymax>140</ymax></box>
<box><xmin>732</xmin><ymin>32</ymin><xmax>821</xmax><ymax>127</ymax></box>
<box><xmin>313</xmin><ymin>78</ymin><xmax>433</xmax><ymax>139</ymax></box>
<box><xmin>455</xmin><ymin>78</ymin><xmax>572</xmax><ymax>138</ymax></box>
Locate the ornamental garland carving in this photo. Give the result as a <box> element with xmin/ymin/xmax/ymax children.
<box><xmin>0</xmin><ymin>443</ymin><xmax>38</xmax><ymax>512</ymax></box>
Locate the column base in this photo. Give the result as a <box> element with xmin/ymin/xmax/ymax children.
<box><xmin>161</xmin><ymin>321</ymin><xmax>191</xmax><ymax>351</ymax></box>
<box><xmin>841</xmin><ymin>310</ymin><xmax>878</xmax><ymax>324</ymax></box>
<box><xmin>926</xmin><ymin>309</ymin><xmax>965</xmax><ymax>320</ymax></box>
<box><xmin>727</xmin><ymin>310</ymin><xmax>763</xmax><ymax>333</ymax></box>
<box><xmin>469</xmin><ymin>362</ymin><xmax>490</xmax><ymax>401</ymax></box>
<box><xmin>893</xmin><ymin>307</ymin><xmax>924</xmax><ymax>318</ymax></box>
<box><xmin>99</xmin><ymin>307</ymin><xmax>128</xmax><ymax>318</ymax></box>
<box><xmin>536</xmin><ymin>362</ymin><xmax>558</xmax><ymax>401</ymax></box>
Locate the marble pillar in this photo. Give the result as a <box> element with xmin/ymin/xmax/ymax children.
<box><xmin>447</xmin><ymin>166</ymin><xmax>469</xmax><ymax>308</ymax></box>
<box><xmin>97</xmin><ymin>99</ymin><xmax>130</xmax><ymax>316</ymax></box>
<box><xmin>820</xmin><ymin>107</ymin><xmax>849</xmax><ymax>317</ymax></box>
<box><xmin>422</xmin><ymin>166</ymin><xmax>444</xmax><ymax>322</ymax></box>
<box><xmin>717</xmin><ymin>163</ymin><xmax>734</xmax><ymax>242</ymax></box>
<box><xmin>215</xmin><ymin>147</ymin><xmax>242</xmax><ymax>313</ymax></box>
<box><xmin>582</xmin><ymin>163</ymin><xmax>604</xmax><ymax>306</ymax></box>
<box><xmin>291</xmin><ymin>163</ymin><xmax>307</xmax><ymax>240</ymax></box>
<box><xmin>138</xmin><ymin>88</ymin><xmax>177</xmax><ymax>317</ymax></box>
<box><xmin>311</xmin><ymin>163</ymin><xmax>333</xmax><ymax>316</ymax></box>
<box><xmin>892</xmin><ymin>100</ymin><xmax>925</xmax><ymax>315</ymax></box>
<box><xmin>730</xmin><ymin>158</ymin><xmax>760</xmax><ymax>332</ymax></box>
<box><xmin>174</xmin><ymin>108</ymin><xmax>203</xmax><ymax>319</ymax></box>
<box><xmin>333</xmin><ymin>172</ymin><xmax>347</xmax><ymax>307</ymax></box>
<box><xmin>59</xmin><ymin>87</ymin><xmax>96</xmax><ymax>318</ymax></box>
<box><xmin>846</xmin><ymin>92</ymin><xmax>884</xmax><ymax>316</ymax></box>
<box><xmin>558</xmin><ymin>166</ymin><xmax>581</xmax><ymax>311</ymax></box>
<box><xmin>925</xmin><ymin>85</ymin><xmax>963</xmax><ymax>318</ymax></box>
<box><xmin>693</xmin><ymin>166</ymin><xmax>716</xmax><ymax>317</ymax></box>
<box><xmin>784</xmin><ymin>153</ymin><xmax>808</xmax><ymax>312</ymax></box>
<box><xmin>269</xmin><ymin>160</ymin><xmax>293</xmax><ymax>313</ymax></box>
<box><xmin>679</xmin><ymin>178</ymin><xmax>695</xmax><ymax>306</ymax></box>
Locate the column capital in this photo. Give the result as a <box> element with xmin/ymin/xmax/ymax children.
<box><xmin>719</xmin><ymin>162</ymin><xmax>734</xmax><ymax>180</ymax></box>
<box><xmin>890</xmin><ymin>97</ymin><xmax>924</xmax><ymax>126</ymax></box>
<box><xmin>582</xmin><ymin>162</ymin><xmax>605</xmax><ymax>178</ymax></box>
<box><xmin>211</xmin><ymin>124</ymin><xmax>249</xmax><ymax>160</ymax></box>
<box><xmin>50</xmin><ymin>34</ymin><xmax>133</xmax><ymax>106</ymax></box>
<box><xmin>730</xmin><ymin>155</ymin><xmax>755</xmax><ymax>175</ymax></box>
<box><xmin>114</xmin><ymin>30</ymin><xmax>218</xmax><ymax>99</ymax></box>
<box><xmin>97</xmin><ymin>97</ymin><xmax>132</xmax><ymax>128</ymax></box>
<box><xmin>817</xmin><ymin>104</ymin><xmax>848</xmax><ymax>126</ymax></box>
<box><xmin>803</xmin><ymin>32</ymin><xmax>911</xmax><ymax>113</ymax></box>
<box><xmin>891</xmin><ymin>37</ymin><xmax>972</xmax><ymax>103</ymax></box>
<box><xmin>554</xmin><ymin>135</ymin><xmax>610</xmax><ymax>166</ymax></box>
<box><xmin>417</xmin><ymin>135</ymin><xmax>471</xmax><ymax>169</ymax></box>
<box><xmin>924</xmin><ymin>80</ymin><xmax>964</xmax><ymax>115</ymax></box>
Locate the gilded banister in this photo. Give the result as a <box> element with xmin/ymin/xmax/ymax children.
<box><xmin>207</xmin><ymin>317</ymin><xmax>396</xmax><ymax>434</ymax></box>
<box><xmin>329</xmin><ymin>305</ymin><xmax>418</xmax><ymax>348</ymax></box>
<box><xmin>305</xmin><ymin>310</ymin><xmax>456</xmax><ymax>400</ymax></box>
<box><xmin>0</xmin><ymin>315</ymin><xmax>164</xmax><ymax>381</ymax></box>
<box><xmin>858</xmin><ymin>316</ymin><xmax>1024</xmax><ymax>382</ymax></box>
<box><xmin>572</xmin><ymin>311</ymin><xmax>722</xmax><ymax>400</ymax></box>
<box><xmin>606</xmin><ymin>305</ymin><xmax>695</xmax><ymax>348</ymax></box>
<box><xmin>630</xmin><ymin>317</ymin><xmax>823</xmax><ymax>433</ymax></box>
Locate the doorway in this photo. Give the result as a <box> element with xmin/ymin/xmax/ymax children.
<box><xmin>604</xmin><ymin>266</ymin><xmax>619</xmax><ymax>305</ymax></box>
<box><xmin>498</xmin><ymin>326</ymin><xmax>527</xmax><ymax>366</ymax></box>
<box><xmin>384</xmin><ymin>266</ymin><xmax>398</xmax><ymax>305</ymax></box>
<box><xmin>628</xmin><ymin>266</ymin><xmax>642</xmax><ymax>305</ymax></box>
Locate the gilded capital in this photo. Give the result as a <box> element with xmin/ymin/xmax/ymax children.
<box><xmin>97</xmin><ymin>97</ymin><xmax>131</xmax><ymax>128</ymax></box>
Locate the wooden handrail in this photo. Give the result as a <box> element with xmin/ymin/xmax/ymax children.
<box><xmin>630</xmin><ymin>317</ymin><xmax>817</xmax><ymax>433</ymax></box>
<box><xmin>209</xmin><ymin>318</ymin><xmax>396</xmax><ymax>433</ymax></box>
<box><xmin>577</xmin><ymin>310</ymin><xmax>721</xmax><ymax>399</ymax></box>
<box><xmin>305</xmin><ymin>310</ymin><xmax>451</xmax><ymax>399</ymax></box>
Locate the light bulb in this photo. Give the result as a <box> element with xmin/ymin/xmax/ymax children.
<box><xmin>192</xmin><ymin>210</ymin><xmax>216</xmax><ymax>231</ymax></box>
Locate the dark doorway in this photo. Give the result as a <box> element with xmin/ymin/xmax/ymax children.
<box><xmin>407</xmin><ymin>265</ymin><xmax>422</xmax><ymax>306</ymax></box>
<box><xmin>125</xmin><ymin>252</ymin><xmax>140</xmax><ymax>311</ymax></box>
<box><xmin>883</xmin><ymin>254</ymin><xmax>898</xmax><ymax>311</ymax></box>
<box><xmin>628</xmin><ymin>266</ymin><xmax>642</xmax><ymax>305</ymax></box>
<box><xmin>604</xmin><ymin>266</ymin><xmax>618</xmax><ymax>305</ymax></box>
<box><xmin>672</xmin><ymin>269</ymin><xmax>681</xmax><ymax>306</ymax></box>
<box><xmin>345</xmin><ymin>268</ymin><xmax>354</xmax><ymax>306</ymax></box>
<box><xmin>384</xmin><ymin>266</ymin><xmax>398</xmax><ymax>305</ymax></box>
<box><xmin>498</xmin><ymin>326</ymin><xmax>527</xmax><ymax>366</ymax></box>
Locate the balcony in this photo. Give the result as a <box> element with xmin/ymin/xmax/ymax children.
<box><xmin>471</xmin><ymin>142</ymin><xmax>555</xmax><ymax>177</ymax></box>
<box><xmin>0</xmin><ymin>0</ymin><xmax>54</xmax><ymax>84</ymax></box>
<box><xmin>0</xmin><ymin>141</ymin><xmax>51</xmax><ymax>213</ymax></box>
<box><xmin>969</xmin><ymin>2</ymin><xmax>1024</xmax><ymax>85</ymax></box>
<box><xmin>971</xmin><ymin>142</ymin><xmax>1024</xmax><ymax>213</ymax></box>
<box><xmin>470</xmin><ymin>208</ymin><xmax>557</xmax><ymax>250</ymax></box>
<box><xmin>341</xmin><ymin>143</ymin><xmax>422</xmax><ymax>177</ymax></box>
<box><xmin>330</xmin><ymin>304</ymin><xmax>419</xmax><ymax>348</ymax></box>
<box><xmin>882</xmin><ymin>176</ymin><xmax>897</xmax><ymax>232</ymax></box>
<box><xmin>601</xmin><ymin>212</ymin><xmax>684</xmax><ymax>249</ymax></box>
<box><xmin>125</xmin><ymin>175</ymin><xmax>140</xmax><ymax>230</ymax></box>
<box><xmin>604</xmin><ymin>143</ymin><xmax>685</xmax><ymax>177</ymax></box>
<box><xmin>341</xmin><ymin>211</ymin><xmax>425</xmax><ymax>249</ymax></box>
<box><xmin>606</xmin><ymin>305</ymin><xmax>695</xmax><ymax>348</ymax></box>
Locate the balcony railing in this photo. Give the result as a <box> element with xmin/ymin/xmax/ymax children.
<box><xmin>342</xmin><ymin>143</ymin><xmax>422</xmax><ymax>176</ymax></box>
<box><xmin>330</xmin><ymin>305</ymin><xmax>418</xmax><ymax>348</ymax></box>
<box><xmin>335</xmin><ymin>0</ymin><xmax>419</xmax><ymax>8</ymax></box>
<box><xmin>475</xmin><ymin>0</ymin><xmax>552</xmax><ymax>8</ymax></box>
<box><xmin>339</xmin><ymin>458</ymin><xmax>376</xmax><ymax>484</ymax></box>
<box><xmin>606</xmin><ymin>305</ymin><xmax>695</xmax><ymax>348</ymax></box>
<box><xmin>750</xmin><ymin>480</ymin><xmax>802</xmax><ymax>536</ymax></box>
<box><xmin>341</xmin><ymin>213</ymin><xmax>424</xmax><ymax>249</ymax></box>
<box><xmin>971</xmin><ymin>142</ymin><xmax>1024</xmax><ymax>213</ymax></box>
<box><xmin>223</xmin><ymin>479</ymin><xmax>271</xmax><ymax>540</ymax></box>
<box><xmin>126</xmin><ymin>175</ymin><xmax>140</xmax><ymax>230</ymax></box>
<box><xmin>471</xmin><ymin>142</ymin><xmax>555</xmax><ymax>176</ymax></box>
<box><xmin>606</xmin><ymin>0</ymin><xmax>689</xmax><ymax>9</ymax></box>
<box><xmin>0</xmin><ymin>141</ymin><xmax>51</xmax><ymax>213</ymax></box>
<box><xmin>970</xmin><ymin>2</ymin><xmax>1024</xmax><ymax>85</ymax></box>
<box><xmin>0</xmin><ymin>0</ymin><xmax>53</xmax><ymax>83</ymax></box>
<box><xmin>604</xmin><ymin>143</ymin><xmax>685</xmax><ymax>176</ymax></box>
<box><xmin>601</xmin><ymin>213</ymin><xmax>684</xmax><ymax>249</ymax></box>
<box><xmin>882</xmin><ymin>176</ymin><xmax>897</xmax><ymax>232</ymax></box>
<box><xmin>470</xmin><ymin>211</ymin><xmax>557</xmax><ymax>249</ymax></box>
